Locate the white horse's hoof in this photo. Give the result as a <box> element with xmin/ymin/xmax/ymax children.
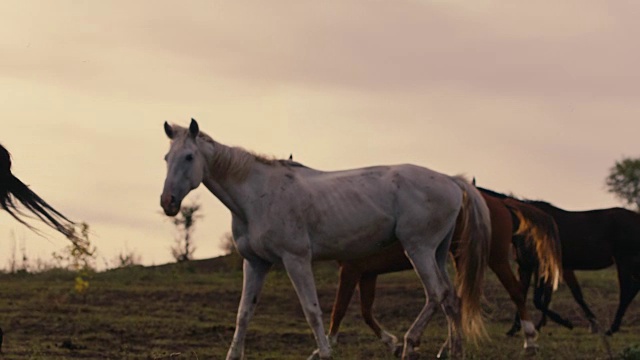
<box><xmin>437</xmin><ymin>348</ymin><xmax>449</xmax><ymax>359</ymax></box>
<box><xmin>328</xmin><ymin>334</ymin><xmax>338</xmax><ymax>346</ymax></box>
<box><xmin>381</xmin><ymin>331</ymin><xmax>400</xmax><ymax>354</ymax></box>
<box><xmin>523</xmin><ymin>344</ymin><xmax>540</xmax><ymax>356</ymax></box>
<box><xmin>307</xmin><ymin>349</ymin><xmax>332</xmax><ymax>360</ymax></box>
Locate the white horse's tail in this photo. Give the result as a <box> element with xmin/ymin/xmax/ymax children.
<box><xmin>451</xmin><ymin>176</ymin><xmax>492</xmax><ymax>341</ymax></box>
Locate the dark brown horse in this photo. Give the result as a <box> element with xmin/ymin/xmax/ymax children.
<box><xmin>327</xmin><ymin>187</ymin><xmax>564</xmax><ymax>354</ymax></box>
<box><xmin>0</xmin><ymin>143</ymin><xmax>75</xmax><ymax>238</ymax></box>
<box><xmin>509</xmin><ymin>200</ymin><xmax>640</xmax><ymax>336</ymax></box>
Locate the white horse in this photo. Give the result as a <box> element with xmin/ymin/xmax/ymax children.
<box><xmin>160</xmin><ymin>119</ymin><xmax>491</xmax><ymax>360</ymax></box>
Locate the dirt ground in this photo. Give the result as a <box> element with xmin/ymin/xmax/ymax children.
<box><xmin>0</xmin><ymin>255</ymin><xmax>637</xmax><ymax>359</ymax></box>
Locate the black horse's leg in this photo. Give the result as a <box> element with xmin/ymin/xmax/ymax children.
<box><xmin>563</xmin><ymin>270</ymin><xmax>599</xmax><ymax>333</ymax></box>
<box><xmin>532</xmin><ymin>276</ymin><xmax>573</xmax><ymax>330</ymax></box>
<box><xmin>532</xmin><ymin>275</ymin><xmax>548</xmax><ymax>330</ymax></box>
<box><xmin>606</xmin><ymin>262</ymin><xmax>640</xmax><ymax>335</ymax></box>
<box><xmin>507</xmin><ymin>312</ymin><xmax>521</xmax><ymax>337</ymax></box>
<box><xmin>506</xmin><ymin>263</ymin><xmax>533</xmax><ymax>336</ymax></box>
<box><xmin>533</xmin><ymin>272</ymin><xmax>549</xmax><ymax>330</ymax></box>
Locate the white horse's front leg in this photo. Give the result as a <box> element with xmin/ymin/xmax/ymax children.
<box><xmin>226</xmin><ymin>258</ymin><xmax>272</xmax><ymax>360</ymax></box>
<box><xmin>282</xmin><ymin>254</ymin><xmax>332</xmax><ymax>360</ymax></box>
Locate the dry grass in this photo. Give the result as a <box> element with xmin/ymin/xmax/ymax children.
<box><xmin>0</xmin><ymin>256</ymin><xmax>637</xmax><ymax>359</ymax></box>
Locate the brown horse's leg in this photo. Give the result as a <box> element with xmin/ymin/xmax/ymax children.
<box><xmin>563</xmin><ymin>270</ymin><xmax>600</xmax><ymax>333</ymax></box>
<box><xmin>606</xmin><ymin>262</ymin><xmax>640</xmax><ymax>335</ymax></box>
<box><xmin>359</xmin><ymin>274</ymin><xmax>382</xmax><ymax>337</ymax></box>
<box><xmin>328</xmin><ymin>264</ymin><xmax>361</xmax><ymax>345</ymax></box>
<box><xmin>490</xmin><ymin>261</ymin><xmax>538</xmax><ymax>350</ymax></box>
<box><xmin>358</xmin><ymin>274</ymin><xmax>400</xmax><ymax>354</ymax></box>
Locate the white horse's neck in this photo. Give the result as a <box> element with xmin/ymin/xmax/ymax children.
<box><xmin>199</xmin><ymin>140</ymin><xmax>268</xmax><ymax>222</ymax></box>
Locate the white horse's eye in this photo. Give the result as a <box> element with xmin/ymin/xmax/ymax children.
<box><xmin>186</xmin><ymin>154</ymin><xmax>194</xmax><ymax>161</ymax></box>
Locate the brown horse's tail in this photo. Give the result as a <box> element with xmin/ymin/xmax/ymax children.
<box><xmin>451</xmin><ymin>176</ymin><xmax>492</xmax><ymax>341</ymax></box>
<box><xmin>505</xmin><ymin>199</ymin><xmax>562</xmax><ymax>291</ymax></box>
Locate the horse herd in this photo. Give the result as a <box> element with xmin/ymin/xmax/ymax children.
<box><xmin>2</xmin><ymin>119</ymin><xmax>639</xmax><ymax>360</ymax></box>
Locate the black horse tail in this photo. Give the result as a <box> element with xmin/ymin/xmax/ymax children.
<box><xmin>1</xmin><ymin>144</ymin><xmax>76</xmax><ymax>240</ymax></box>
<box><xmin>1</xmin><ymin>173</ymin><xmax>76</xmax><ymax>239</ymax></box>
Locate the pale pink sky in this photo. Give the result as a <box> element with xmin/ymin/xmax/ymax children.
<box><xmin>1</xmin><ymin>1</ymin><xmax>638</xmax><ymax>268</ymax></box>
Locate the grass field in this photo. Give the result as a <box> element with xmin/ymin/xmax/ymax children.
<box><xmin>0</xmin><ymin>254</ymin><xmax>637</xmax><ymax>360</ymax></box>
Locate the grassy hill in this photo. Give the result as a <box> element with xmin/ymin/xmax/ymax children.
<box><xmin>0</xmin><ymin>254</ymin><xmax>637</xmax><ymax>359</ymax></box>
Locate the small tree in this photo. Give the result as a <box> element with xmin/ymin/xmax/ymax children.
<box><xmin>115</xmin><ymin>248</ymin><xmax>142</xmax><ymax>268</ymax></box>
<box><xmin>605</xmin><ymin>157</ymin><xmax>640</xmax><ymax>212</ymax></box>
<box><xmin>8</xmin><ymin>230</ymin><xmax>17</xmax><ymax>273</ymax></box>
<box><xmin>52</xmin><ymin>222</ymin><xmax>96</xmax><ymax>299</ymax></box>
<box><xmin>171</xmin><ymin>202</ymin><xmax>202</xmax><ymax>262</ymax></box>
<box><xmin>6</xmin><ymin>230</ymin><xmax>29</xmax><ymax>273</ymax></box>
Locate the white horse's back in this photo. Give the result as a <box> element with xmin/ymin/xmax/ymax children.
<box><xmin>252</xmin><ymin>163</ymin><xmax>462</xmax><ymax>261</ymax></box>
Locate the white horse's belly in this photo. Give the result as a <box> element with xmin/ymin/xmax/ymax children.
<box><xmin>308</xmin><ymin>216</ymin><xmax>397</xmax><ymax>261</ymax></box>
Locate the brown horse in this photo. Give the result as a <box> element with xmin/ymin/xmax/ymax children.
<box><xmin>327</xmin><ymin>187</ymin><xmax>563</xmax><ymax>354</ymax></box>
<box><xmin>508</xmin><ymin>200</ymin><xmax>640</xmax><ymax>336</ymax></box>
<box><xmin>0</xmin><ymin>143</ymin><xmax>75</xmax><ymax>238</ymax></box>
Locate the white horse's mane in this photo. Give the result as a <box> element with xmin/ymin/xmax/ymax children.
<box><xmin>170</xmin><ymin>124</ymin><xmax>284</xmax><ymax>181</ymax></box>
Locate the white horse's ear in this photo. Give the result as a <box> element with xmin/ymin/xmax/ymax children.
<box><xmin>164</xmin><ymin>121</ymin><xmax>174</xmax><ymax>139</ymax></box>
<box><xmin>189</xmin><ymin>118</ymin><xmax>199</xmax><ymax>138</ymax></box>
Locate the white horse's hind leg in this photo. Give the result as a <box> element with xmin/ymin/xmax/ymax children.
<box><xmin>401</xmin><ymin>251</ymin><xmax>452</xmax><ymax>360</ymax></box>
<box><xmin>405</xmin><ymin>226</ymin><xmax>461</xmax><ymax>360</ymax></box>
<box><xmin>281</xmin><ymin>254</ymin><xmax>332</xmax><ymax>360</ymax></box>
<box><xmin>436</xmin><ymin>233</ymin><xmax>463</xmax><ymax>358</ymax></box>
<box><xmin>439</xmin><ymin>292</ymin><xmax>463</xmax><ymax>358</ymax></box>
<box><xmin>435</xmin><ymin>294</ymin><xmax>463</xmax><ymax>360</ymax></box>
<box><xmin>226</xmin><ymin>259</ymin><xmax>272</xmax><ymax>360</ymax></box>
<box><xmin>403</xmin><ymin>296</ymin><xmax>439</xmax><ymax>359</ymax></box>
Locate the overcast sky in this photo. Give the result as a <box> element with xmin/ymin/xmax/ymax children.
<box><xmin>1</xmin><ymin>1</ymin><xmax>638</xmax><ymax>268</ymax></box>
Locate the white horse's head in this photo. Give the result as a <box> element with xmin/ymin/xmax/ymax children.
<box><xmin>160</xmin><ymin>119</ymin><xmax>206</xmax><ymax>216</ymax></box>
